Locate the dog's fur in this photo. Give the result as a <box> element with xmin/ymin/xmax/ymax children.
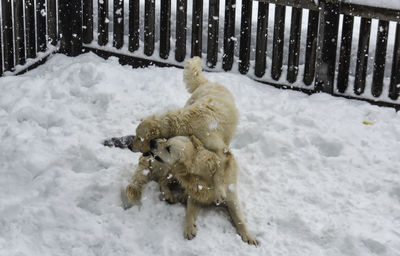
<box><xmin>150</xmin><ymin>136</ymin><xmax>257</xmax><ymax>246</ymax></box>
<box><xmin>126</xmin><ymin>57</ymin><xmax>239</xmax><ymax>204</ymax></box>
<box><xmin>125</xmin><ymin>154</ymin><xmax>179</xmax><ymax>204</ymax></box>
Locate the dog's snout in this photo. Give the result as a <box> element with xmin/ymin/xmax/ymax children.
<box><xmin>150</xmin><ymin>139</ymin><xmax>158</xmax><ymax>150</ymax></box>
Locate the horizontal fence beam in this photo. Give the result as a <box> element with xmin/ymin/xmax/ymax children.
<box><xmin>340</xmin><ymin>3</ymin><xmax>400</xmax><ymax>23</ymax></box>
<box><xmin>256</xmin><ymin>0</ymin><xmax>318</xmax><ymax>11</ymax></box>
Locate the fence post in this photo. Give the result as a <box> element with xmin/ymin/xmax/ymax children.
<box><xmin>1</xmin><ymin>0</ymin><xmax>14</xmax><ymax>71</ymax></box>
<box><xmin>315</xmin><ymin>0</ymin><xmax>340</xmax><ymax>93</ymax></box>
<box><xmin>59</xmin><ymin>0</ymin><xmax>83</xmax><ymax>56</ymax></box>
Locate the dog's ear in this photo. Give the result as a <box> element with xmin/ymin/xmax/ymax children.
<box><xmin>189</xmin><ymin>135</ymin><xmax>203</xmax><ymax>150</ymax></box>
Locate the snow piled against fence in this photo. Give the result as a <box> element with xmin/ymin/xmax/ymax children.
<box><xmin>343</xmin><ymin>0</ymin><xmax>400</xmax><ymax>10</ymax></box>
<box><xmin>1</xmin><ymin>53</ymin><xmax>400</xmax><ymax>256</ymax></box>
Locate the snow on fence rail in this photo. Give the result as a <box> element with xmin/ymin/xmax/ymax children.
<box><xmin>0</xmin><ymin>0</ymin><xmax>399</xmax><ymax>109</ymax></box>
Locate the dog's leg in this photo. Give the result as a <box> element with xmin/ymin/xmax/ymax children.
<box><xmin>125</xmin><ymin>155</ymin><xmax>152</xmax><ymax>202</ymax></box>
<box><xmin>184</xmin><ymin>198</ymin><xmax>201</xmax><ymax>240</ymax></box>
<box><xmin>225</xmin><ymin>193</ymin><xmax>258</xmax><ymax>246</ymax></box>
<box><xmin>158</xmin><ymin>179</ymin><xmax>177</xmax><ymax>204</ymax></box>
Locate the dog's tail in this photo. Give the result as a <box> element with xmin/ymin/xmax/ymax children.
<box><xmin>183</xmin><ymin>57</ymin><xmax>209</xmax><ymax>93</ymax></box>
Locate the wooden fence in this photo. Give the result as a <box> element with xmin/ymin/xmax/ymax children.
<box><xmin>0</xmin><ymin>0</ymin><xmax>399</xmax><ymax>109</ymax></box>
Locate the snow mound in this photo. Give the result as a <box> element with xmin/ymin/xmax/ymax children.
<box><xmin>0</xmin><ymin>53</ymin><xmax>399</xmax><ymax>255</ymax></box>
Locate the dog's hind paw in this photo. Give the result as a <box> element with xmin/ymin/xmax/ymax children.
<box><xmin>240</xmin><ymin>233</ymin><xmax>259</xmax><ymax>247</ymax></box>
<box><xmin>184</xmin><ymin>224</ymin><xmax>197</xmax><ymax>240</ymax></box>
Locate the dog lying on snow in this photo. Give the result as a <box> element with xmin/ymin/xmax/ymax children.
<box><xmin>149</xmin><ymin>136</ymin><xmax>258</xmax><ymax>245</ymax></box>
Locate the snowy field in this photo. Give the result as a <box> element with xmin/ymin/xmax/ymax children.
<box><xmin>0</xmin><ymin>53</ymin><xmax>400</xmax><ymax>256</ymax></box>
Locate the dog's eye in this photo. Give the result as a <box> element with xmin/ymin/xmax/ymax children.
<box><xmin>166</xmin><ymin>146</ymin><xmax>171</xmax><ymax>153</ymax></box>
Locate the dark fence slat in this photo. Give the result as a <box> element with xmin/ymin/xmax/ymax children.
<box><xmin>175</xmin><ymin>0</ymin><xmax>187</xmax><ymax>62</ymax></box>
<box><xmin>14</xmin><ymin>0</ymin><xmax>26</xmax><ymax>65</ymax></box>
<box><xmin>371</xmin><ymin>20</ymin><xmax>389</xmax><ymax>97</ymax></box>
<box><xmin>271</xmin><ymin>5</ymin><xmax>286</xmax><ymax>81</ymax></box>
<box><xmin>144</xmin><ymin>0</ymin><xmax>155</xmax><ymax>56</ymax></box>
<box><xmin>37</xmin><ymin>0</ymin><xmax>47</xmax><ymax>52</ymax></box>
<box><xmin>303</xmin><ymin>10</ymin><xmax>319</xmax><ymax>86</ymax></box>
<box><xmin>315</xmin><ymin>1</ymin><xmax>340</xmax><ymax>93</ymax></box>
<box><xmin>222</xmin><ymin>0</ymin><xmax>236</xmax><ymax>71</ymax></box>
<box><xmin>337</xmin><ymin>15</ymin><xmax>354</xmax><ymax>93</ymax></box>
<box><xmin>239</xmin><ymin>0</ymin><xmax>253</xmax><ymax>74</ymax></box>
<box><xmin>254</xmin><ymin>2</ymin><xmax>269</xmax><ymax>78</ymax></box>
<box><xmin>48</xmin><ymin>0</ymin><xmax>58</xmax><ymax>45</ymax></box>
<box><xmin>98</xmin><ymin>0</ymin><xmax>109</xmax><ymax>46</ymax></box>
<box><xmin>83</xmin><ymin>0</ymin><xmax>93</xmax><ymax>44</ymax></box>
<box><xmin>0</xmin><ymin>23</ymin><xmax>2</xmax><ymax>76</ymax></box>
<box><xmin>389</xmin><ymin>23</ymin><xmax>400</xmax><ymax>100</ymax></box>
<box><xmin>206</xmin><ymin>0</ymin><xmax>219</xmax><ymax>68</ymax></box>
<box><xmin>160</xmin><ymin>0</ymin><xmax>171</xmax><ymax>59</ymax></box>
<box><xmin>287</xmin><ymin>7</ymin><xmax>302</xmax><ymax>83</ymax></box>
<box><xmin>191</xmin><ymin>0</ymin><xmax>203</xmax><ymax>57</ymax></box>
<box><xmin>113</xmin><ymin>0</ymin><xmax>124</xmax><ymax>49</ymax></box>
<box><xmin>129</xmin><ymin>0</ymin><xmax>140</xmax><ymax>52</ymax></box>
<box><xmin>25</xmin><ymin>0</ymin><xmax>36</xmax><ymax>59</ymax></box>
<box><xmin>59</xmin><ymin>0</ymin><xmax>82</xmax><ymax>56</ymax></box>
<box><xmin>354</xmin><ymin>17</ymin><xmax>372</xmax><ymax>95</ymax></box>
<box><xmin>1</xmin><ymin>0</ymin><xmax>14</xmax><ymax>71</ymax></box>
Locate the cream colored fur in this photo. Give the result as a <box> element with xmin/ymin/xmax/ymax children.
<box><xmin>150</xmin><ymin>136</ymin><xmax>257</xmax><ymax>246</ymax></box>
<box><xmin>125</xmin><ymin>155</ymin><xmax>177</xmax><ymax>203</ymax></box>
<box><xmin>129</xmin><ymin>57</ymin><xmax>239</xmax><ymax>203</ymax></box>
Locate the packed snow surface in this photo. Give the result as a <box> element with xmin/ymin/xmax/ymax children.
<box><xmin>1</xmin><ymin>53</ymin><xmax>400</xmax><ymax>256</ymax></box>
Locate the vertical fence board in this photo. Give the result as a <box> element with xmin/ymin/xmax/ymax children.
<box><xmin>271</xmin><ymin>5</ymin><xmax>286</xmax><ymax>81</ymax></box>
<box><xmin>315</xmin><ymin>1</ymin><xmax>340</xmax><ymax>93</ymax></box>
<box><xmin>14</xmin><ymin>0</ymin><xmax>26</xmax><ymax>65</ymax></box>
<box><xmin>239</xmin><ymin>0</ymin><xmax>252</xmax><ymax>74</ymax></box>
<box><xmin>255</xmin><ymin>2</ymin><xmax>268</xmax><ymax>78</ymax></box>
<box><xmin>337</xmin><ymin>15</ymin><xmax>354</xmax><ymax>93</ymax></box>
<box><xmin>144</xmin><ymin>0</ymin><xmax>155</xmax><ymax>56</ymax></box>
<box><xmin>371</xmin><ymin>20</ymin><xmax>389</xmax><ymax>97</ymax></box>
<box><xmin>48</xmin><ymin>0</ymin><xmax>58</xmax><ymax>45</ymax></box>
<box><xmin>354</xmin><ymin>18</ymin><xmax>371</xmax><ymax>95</ymax></box>
<box><xmin>303</xmin><ymin>10</ymin><xmax>319</xmax><ymax>86</ymax></box>
<box><xmin>160</xmin><ymin>0</ymin><xmax>171</xmax><ymax>59</ymax></box>
<box><xmin>25</xmin><ymin>0</ymin><xmax>36</xmax><ymax>59</ymax></box>
<box><xmin>287</xmin><ymin>7</ymin><xmax>302</xmax><ymax>83</ymax></box>
<box><xmin>98</xmin><ymin>0</ymin><xmax>109</xmax><ymax>46</ymax></box>
<box><xmin>1</xmin><ymin>0</ymin><xmax>14</xmax><ymax>71</ymax></box>
<box><xmin>389</xmin><ymin>23</ymin><xmax>400</xmax><ymax>100</ymax></box>
<box><xmin>0</xmin><ymin>23</ymin><xmax>2</xmax><ymax>75</ymax></box>
<box><xmin>37</xmin><ymin>0</ymin><xmax>47</xmax><ymax>52</ymax></box>
<box><xmin>175</xmin><ymin>0</ymin><xmax>187</xmax><ymax>62</ymax></box>
<box><xmin>83</xmin><ymin>0</ymin><xmax>93</xmax><ymax>44</ymax></box>
<box><xmin>113</xmin><ymin>0</ymin><xmax>124</xmax><ymax>49</ymax></box>
<box><xmin>191</xmin><ymin>0</ymin><xmax>203</xmax><ymax>57</ymax></box>
<box><xmin>129</xmin><ymin>0</ymin><xmax>140</xmax><ymax>52</ymax></box>
<box><xmin>222</xmin><ymin>0</ymin><xmax>236</xmax><ymax>71</ymax></box>
<box><xmin>206</xmin><ymin>0</ymin><xmax>219</xmax><ymax>68</ymax></box>
<box><xmin>59</xmin><ymin>0</ymin><xmax>82</xmax><ymax>56</ymax></box>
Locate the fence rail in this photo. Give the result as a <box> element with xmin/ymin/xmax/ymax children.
<box><xmin>0</xmin><ymin>0</ymin><xmax>399</xmax><ymax>109</ymax></box>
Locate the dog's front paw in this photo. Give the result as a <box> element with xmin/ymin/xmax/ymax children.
<box><xmin>184</xmin><ymin>224</ymin><xmax>197</xmax><ymax>240</ymax></box>
<box><xmin>214</xmin><ymin>186</ymin><xmax>227</xmax><ymax>205</ymax></box>
<box><xmin>125</xmin><ymin>184</ymin><xmax>142</xmax><ymax>202</ymax></box>
<box><xmin>240</xmin><ymin>232</ymin><xmax>258</xmax><ymax>247</ymax></box>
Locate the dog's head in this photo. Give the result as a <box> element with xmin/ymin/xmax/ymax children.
<box><xmin>149</xmin><ymin>136</ymin><xmax>200</xmax><ymax>176</ymax></box>
<box><xmin>130</xmin><ymin>116</ymin><xmax>162</xmax><ymax>153</ymax></box>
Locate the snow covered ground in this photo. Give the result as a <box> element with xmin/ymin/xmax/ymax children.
<box><xmin>0</xmin><ymin>53</ymin><xmax>400</xmax><ymax>256</ymax></box>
